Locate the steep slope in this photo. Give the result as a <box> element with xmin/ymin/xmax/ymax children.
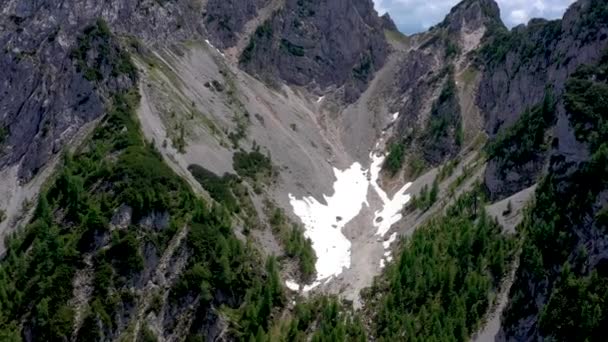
<box><xmin>1</xmin><ymin>0</ymin><xmax>608</xmax><ymax>341</ymax></box>
<box><xmin>478</xmin><ymin>0</ymin><xmax>608</xmax><ymax>200</ymax></box>
<box><xmin>0</xmin><ymin>0</ymin><xmax>205</xmax><ymax>245</ymax></box>
<box><xmin>471</xmin><ymin>0</ymin><xmax>608</xmax><ymax>340</ymax></box>
<box><xmin>238</xmin><ymin>0</ymin><xmax>389</xmax><ymax>103</ymax></box>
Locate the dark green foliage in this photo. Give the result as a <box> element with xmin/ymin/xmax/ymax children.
<box><xmin>438</xmin><ymin>157</ymin><xmax>460</xmax><ymax>181</ymax></box>
<box><xmin>107</xmin><ymin>230</ymin><xmax>144</xmax><ymax>276</ymax></box>
<box><xmin>0</xmin><ymin>125</ymin><xmax>7</xmax><ymax>145</ymax></box>
<box><xmin>410</xmin><ymin>178</ymin><xmax>439</xmax><ymax>212</ymax></box>
<box><xmin>479</xmin><ymin>19</ymin><xmax>562</xmax><ymax>68</ymax></box>
<box><xmin>352</xmin><ymin>55</ymin><xmax>373</xmax><ymax>81</ymax></box>
<box><xmin>503</xmin><ymin>52</ymin><xmax>608</xmax><ymax>341</ymax></box>
<box><xmin>539</xmin><ymin>265</ymin><xmax>608</xmax><ymax>341</ymax></box>
<box><xmin>240</xmin><ymin>21</ymin><xmax>273</xmax><ymax>64</ymax></box>
<box><xmin>70</xmin><ymin>19</ymin><xmax>137</xmax><ymax>82</ymax></box>
<box><xmin>0</xmin><ymin>28</ymin><xmax>198</xmax><ymax>339</ymax></box>
<box><xmin>486</xmin><ymin>91</ymin><xmax>555</xmax><ymax>173</ymax></box>
<box><xmin>429</xmin><ymin>76</ymin><xmax>458</xmax><ymax>137</ymax></box>
<box><xmin>265</xmin><ymin>201</ymin><xmax>316</xmax><ymax>281</ymax></box>
<box><xmin>188</xmin><ymin>164</ymin><xmax>239</xmax><ymax>212</ymax></box>
<box><xmin>281</xmin><ymin>39</ymin><xmax>305</xmax><ymax>57</ymax></box>
<box><xmin>420</xmin><ymin>73</ymin><xmax>463</xmax><ymax>165</ymax></box>
<box><xmin>233</xmin><ymin>150</ymin><xmax>273</xmax><ymax>181</ymax></box>
<box><xmin>445</xmin><ymin>39</ymin><xmax>460</xmax><ymax>59</ymax></box>
<box><xmin>238</xmin><ymin>257</ymin><xmax>284</xmax><ymax>337</ymax></box>
<box><xmin>577</xmin><ymin>0</ymin><xmax>608</xmax><ymax>42</ymax></box>
<box><xmin>385</xmin><ymin>142</ymin><xmax>404</xmax><ymax>175</ymax></box>
<box><xmin>285</xmin><ymin>225</ymin><xmax>316</xmax><ymax>280</ymax></box>
<box><xmin>0</xmin><ymin>80</ymin><xmax>198</xmax><ymax>338</ymax></box>
<box><xmin>564</xmin><ymin>53</ymin><xmax>608</xmax><ymax>150</ymax></box>
<box><xmin>139</xmin><ymin>326</ymin><xmax>158</xmax><ymax>342</ymax></box>
<box><xmin>296</xmin><ymin>0</ymin><xmax>316</xmax><ymax>17</ymax></box>
<box><xmin>282</xmin><ymin>297</ymin><xmax>366</xmax><ymax>342</ymax></box>
<box><xmin>368</xmin><ymin>189</ymin><xmax>516</xmax><ymax>341</ymax></box>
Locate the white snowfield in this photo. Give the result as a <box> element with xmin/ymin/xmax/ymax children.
<box><xmin>369</xmin><ymin>152</ymin><xmax>412</xmax><ymax>237</ymax></box>
<box><xmin>288</xmin><ymin>151</ymin><xmax>412</xmax><ymax>291</ymax></box>
<box><xmin>289</xmin><ymin>163</ymin><xmax>369</xmax><ymax>289</ymax></box>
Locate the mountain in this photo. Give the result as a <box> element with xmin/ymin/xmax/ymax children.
<box><xmin>0</xmin><ymin>0</ymin><xmax>607</xmax><ymax>341</ymax></box>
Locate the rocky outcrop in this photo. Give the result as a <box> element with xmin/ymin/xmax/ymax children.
<box><xmin>380</xmin><ymin>13</ymin><xmax>398</xmax><ymax>32</ymax></box>
<box><xmin>438</xmin><ymin>0</ymin><xmax>502</xmax><ymax>33</ymax></box>
<box><xmin>238</xmin><ymin>0</ymin><xmax>389</xmax><ymax>103</ymax></box>
<box><xmin>203</xmin><ymin>0</ymin><xmax>273</xmax><ymax>50</ymax></box>
<box><xmin>478</xmin><ymin>0</ymin><xmax>608</xmax><ymax>199</ymax></box>
<box><xmin>387</xmin><ymin>0</ymin><xmax>497</xmax><ymax>169</ymax></box>
<box><xmin>0</xmin><ymin>0</ymin><xmax>205</xmax><ymax>181</ymax></box>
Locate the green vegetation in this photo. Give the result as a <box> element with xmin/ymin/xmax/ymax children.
<box><xmin>367</xmin><ymin>188</ymin><xmax>516</xmax><ymax>341</ymax></box>
<box><xmin>485</xmin><ymin>91</ymin><xmax>555</xmax><ymax>173</ymax></box>
<box><xmin>0</xmin><ymin>126</ymin><xmax>7</xmax><ymax>146</ymax></box>
<box><xmin>420</xmin><ymin>72</ymin><xmax>463</xmax><ymax>165</ymax></box>
<box><xmin>0</xmin><ymin>85</ymin><xmax>195</xmax><ymax>340</ymax></box>
<box><xmin>296</xmin><ymin>0</ymin><xmax>316</xmax><ymax>17</ymax></box>
<box><xmin>410</xmin><ymin>178</ymin><xmax>439</xmax><ymax>211</ymax></box>
<box><xmin>188</xmin><ymin>165</ymin><xmax>239</xmax><ymax>212</ymax></box>
<box><xmin>0</xmin><ymin>23</ymin><xmax>288</xmax><ymax>341</ymax></box>
<box><xmin>188</xmin><ymin>164</ymin><xmax>261</xmax><ymax>233</ymax></box>
<box><xmin>437</xmin><ymin>157</ymin><xmax>460</xmax><ymax>181</ymax></box>
<box><xmin>479</xmin><ymin>19</ymin><xmax>562</xmax><ymax>68</ymax></box>
<box><xmin>280</xmin><ymin>297</ymin><xmax>366</xmax><ymax>342</ymax></box>
<box><xmin>539</xmin><ymin>264</ymin><xmax>608</xmax><ymax>341</ymax></box>
<box><xmin>407</xmin><ymin>154</ymin><xmax>427</xmax><ymax>178</ymax></box>
<box><xmin>265</xmin><ymin>200</ymin><xmax>316</xmax><ymax>282</ymax></box>
<box><xmin>281</xmin><ymin>39</ymin><xmax>305</xmax><ymax>57</ymax></box>
<box><xmin>70</xmin><ymin>19</ymin><xmax>137</xmax><ymax>82</ymax></box>
<box><xmin>385</xmin><ymin>142</ymin><xmax>405</xmax><ymax>175</ymax></box>
<box><xmin>445</xmin><ymin>39</ymin><xmax>460</xmax><ymax>59</ymax></box>
<box><xmin>428</xmin><ymin>76</ymin><xmax>459</xmax><ymax>139</ymax></box>
<box><xmin>240</xmin><ymin>21</ymin><xmax>273</xmax><ymax>65</ymax></box>
<box><xmin>503</xmin><ymin>51</ymin><xmax>608</xmax><ymax>341</ymax></box>
<box><xmin>577</xmin><ymin>0</ymin><xmax>608</xmax><ymax>42</ymax></box>
<box><xmin>352</xmin><ymin>55</ymin><xmax>373</xmax><ymax>81</ymax></box>
<box><xmin>384</xmin><ymin>29</ymin><xmax>409</xmax><ymax>46</ymax></box>
<box><xmin>233</xmin><ymin>148</ymin><xmax>273</xmax><ymax>183</ymax></box>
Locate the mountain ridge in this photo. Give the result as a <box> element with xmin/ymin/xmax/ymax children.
<box><xmin>0</xmin><ymin>0</ymin><xmax>607</xmax><ymax>341</ymax></box>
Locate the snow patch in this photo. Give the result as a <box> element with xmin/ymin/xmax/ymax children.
<box><xmin>289</xmin><ymin>152</ymin><xmax>412</xmax><ymax>290</ymax></box>
<box><xmin>369</xmin><ymin>153</ymin><xmax>412</xmax><ymax>236</ymax></box>
<box><xmin>204</xmin><ymin>39</ymin><xmax>225</xmax><ymax>58</ymax></box>
<box><xmin>285</xmin><ymin>280</ymin><xmax>300</xmax><ymax>291</ymax></box>
<box><xmin>383</xmin><ymin>232</ymin><xmax>398</xmax><ymax>249</ymax></box>
<box><xmin>303</xmin><ymin>281</ymin><xmax>321</xmax><ymax>292</ymax></box>
<box><xmin>392</xmin><ymin>112</ymin><xmax>400</xmax><ymax>121</ymax></box>
<box><xmin>289</xmin><ymin>163</ymin><xmax>370</xmax><ymax>283</ymax></box>
<box><xmin>317</xmin><ymin>96</ymin><xmax>325</xmax><ymax>103</ymax></box>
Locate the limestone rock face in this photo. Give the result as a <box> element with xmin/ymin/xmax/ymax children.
<box><xmin>238</xmin><ymin>0</ymin><xmax>390</xmax><ymax>103</ymax></box>
<box><xmin>204</xmin><ymin>0</ymin><xmax>272</xmax><ymax>49</ymax></box>
<box><xmin>478</xmin><ymin>0</ymin><xmax>608</xmax><ymax>200</ymax></box>
<box><xmin>0</xmin><ymin>0</ymin><xmax>202</xmax><ymax>181</ymax></box>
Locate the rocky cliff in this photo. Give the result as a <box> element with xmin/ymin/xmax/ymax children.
<box><xmin>478</xmin><ymin>0</ymin><xmax>608</xmax><ymax>200</ymax></box>
<box><xmin>238</xmin><ymin>0</ymin><xmax>389</xmax><ymax>103</ymax></box>
<box><xmin>0</xmin><ymin>0</ymin><xmax>203</xmax><ymax>182</ymax></box>
<box><xmin>1</xmin><ymin>0</ymin><xmax>608</xmax><ymax>341</ymax></box>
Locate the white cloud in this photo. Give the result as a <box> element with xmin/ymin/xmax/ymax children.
<box><xmin>373</xmin><ymin>0</ymin><xmax>576</xmax><ymax>34</ymax></box>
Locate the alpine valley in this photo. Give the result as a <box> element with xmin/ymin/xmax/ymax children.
<box><xmin>0</xmin><ymin>0</ymin><xmax>607</xmax><ymax>341</ymax></box>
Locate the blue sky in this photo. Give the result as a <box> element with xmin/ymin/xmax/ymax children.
<box><xmin>373</xmin><ymin>0</ymin><xmax>576</xmax><ymax>34</ymax></box>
